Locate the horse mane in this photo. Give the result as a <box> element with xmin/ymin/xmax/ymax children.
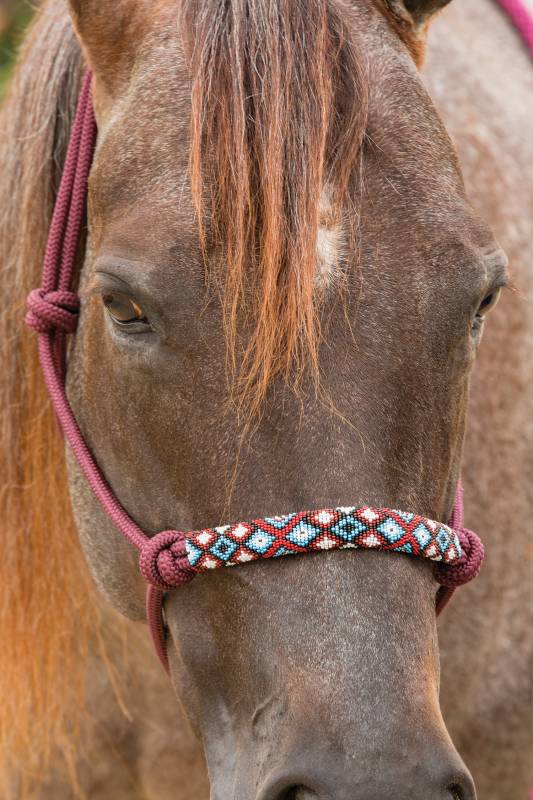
<box><xmin>0</xmin><ymin>3</ymin><xmax>101</xmax><ymax>795</ymax></box>
<box><xmin>0</xmin><ymin>0</ymin><xmax>369</xmax><ymax>792</ymax></box>
<box><xmin>182</xmin><ymin>0</ymin><xmax>368</xmax><ymax>416</ymax></box>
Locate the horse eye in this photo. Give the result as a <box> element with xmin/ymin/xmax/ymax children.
<box><xmin>473</xmin><ymin>287</ymin><xmax>502</xmax><ymax>334</ymax></box>
<box><xmin>102</xmin><ymin>292</ymin><xmax>147</xmax><ymax>325</ymax></box>
<box><xmin>477</xmin><ymin>287</ymin><xmax>501</xmax><ymax>318</ymax></box>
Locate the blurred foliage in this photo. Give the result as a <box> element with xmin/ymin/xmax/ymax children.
<box><xmin>0</xmin><ymin>1</ymin><xmax>35</xmax><ymax>99</ymax></box>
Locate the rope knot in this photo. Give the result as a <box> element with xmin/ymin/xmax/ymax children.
<box><xmin>25</xmin><ymin>288</ymin><xmax>80</xmax><ymax>334</ymax></box>
<box><xmin>139</xmin><ymin>530</ymin><xmax>196</xmax><ymax>590</ymax></box>
<box><xmin>434</xmin><ymin>527</ymin><xmax>485</xmax><ymax>587</ymax></box>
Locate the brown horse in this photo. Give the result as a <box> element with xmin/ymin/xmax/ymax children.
<box><xmin>0</xmin><ymin>0</ymin><xmax>531</xmax><ymax>798</ymax></box>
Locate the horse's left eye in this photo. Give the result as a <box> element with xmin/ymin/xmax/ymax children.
<box><xmin>102</xmin><ymin>292</ymin><xmax>148</xmax><ymax>326</ymax></box>
<box><xmin>473</xmin><ymin>287</ymin><xmax>501</xmax><ymax>332</ymax></box>
<box><xmin>477</xmin><ymin>288</ymin><xmax>501</xmax><ymax>317</ymax></box>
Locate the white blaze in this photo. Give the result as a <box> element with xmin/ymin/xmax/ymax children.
<box><xmin>316</xmin><ymin>189</ymin><xmax>344</xmax><ymax>286</ymax></box>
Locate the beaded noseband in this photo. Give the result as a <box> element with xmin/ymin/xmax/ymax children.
<box><xmin>26</xmin><ymin>73</ymin><xmax>484</xmax><ymax>674</ymax></box>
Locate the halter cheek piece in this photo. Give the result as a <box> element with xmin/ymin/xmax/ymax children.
<box><xmin>26</xmin><ymin>73</ymin><xmax>484</xmax><ymax>675</ymax></box>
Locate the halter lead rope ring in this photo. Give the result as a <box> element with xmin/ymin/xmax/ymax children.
<box><xmin>26</xmin><ymin>72</ymin><xmax>484</xmax><ymax>675</ymax></box>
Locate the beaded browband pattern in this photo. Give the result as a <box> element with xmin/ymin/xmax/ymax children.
<box><xmin>138</xmin><ymin>505</ymin><xmax>484</xmax><ymax>592</ymax></box>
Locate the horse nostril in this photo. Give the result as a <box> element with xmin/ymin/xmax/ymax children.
<box><xmin>447</xmin><ymin>774</ymin><xmax>477</xmax><ymax>800</ymax></box>
<box><xmin>282</xmin><ymin>789</ymin><xmax>297</xmax><ymax>800</ymax></box>
<box><xmin>278</xmin><ymin>788</ymin><xmax>316</xmax><ymax>800</ymax></box>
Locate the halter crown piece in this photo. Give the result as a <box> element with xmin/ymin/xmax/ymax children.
<box><xmin>26</xmin><ymin>72</ymin><xmax>484</xmax><ymax>675</ymax></box>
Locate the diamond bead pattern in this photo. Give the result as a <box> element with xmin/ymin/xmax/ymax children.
<box><xmin>184</xmin><ymin>507</ymin><xmax>462</xmax><ymax>573</ymax></box>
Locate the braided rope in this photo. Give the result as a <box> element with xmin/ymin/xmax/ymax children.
<box><xmin>26</xmin><ymin>289</ymin><xmax>80</xmax><ymax>334</ymax></box>
<box><xmin>139</xmin><ymin>531</ymin><xmax>195</xmax><ymax>590</ymax></box>
<box><xmin>434</xmin><ymin>528</ymin><xmax>484</xmax><ymax>587</ymax></box>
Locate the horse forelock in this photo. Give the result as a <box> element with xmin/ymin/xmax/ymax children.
<box><xmin>181</xmin><ymin>0</ymin><xmax>370</xmax><ymax>418</ymax></box>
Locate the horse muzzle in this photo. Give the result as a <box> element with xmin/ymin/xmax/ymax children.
<box><xmin>256</xmin><ymin>746</ymin><xmax>476</xmax><ymax>800</ymax></box>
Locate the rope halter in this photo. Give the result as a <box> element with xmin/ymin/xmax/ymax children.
<box><xmin>25</xmin><ymin>72</ymin><xmax>484</xmax><ymax>676</ymax></box>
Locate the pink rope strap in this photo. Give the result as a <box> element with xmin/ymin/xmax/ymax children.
<box><xmin>496</xmin><ymin>0</ymin><xmax>533</xmax><ymax>57</ymax></box>
<box><xmin>25</xmin><ymin>71</ymin><xmax>483</xmax><ymax>674</ymax></box>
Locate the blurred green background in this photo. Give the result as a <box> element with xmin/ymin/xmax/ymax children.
<box><xmin>0</xmin><ymin>0</ymin><xmax>35</xmax><ymax>99</ymax></box>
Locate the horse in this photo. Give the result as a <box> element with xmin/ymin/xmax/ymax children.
<box><xmin>0</xmin><ymin>0</ymin><xmax>531</xmax><ymax>798</ymax></box>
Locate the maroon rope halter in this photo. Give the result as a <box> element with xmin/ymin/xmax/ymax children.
<box><xmin>26</xmin><ymin>72</ymin><xmax>484</xmax><ymax>675</ymax></box>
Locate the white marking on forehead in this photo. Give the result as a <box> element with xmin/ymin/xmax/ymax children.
<box><xmin>316</xmin><ymin>188</ymin><xmax>345</xmax><ymax>287</ymax></box>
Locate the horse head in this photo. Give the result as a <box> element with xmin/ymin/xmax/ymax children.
<box><xmin>48</xmin><ymin>0</ymin><xmax>508</xmax><ymax>796</ymax></box>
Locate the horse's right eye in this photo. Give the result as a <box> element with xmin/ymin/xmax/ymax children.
<box><xmin>102</xmin><ymin>292</ymin><xmax>148</xmax><ymax>325</ymax></box>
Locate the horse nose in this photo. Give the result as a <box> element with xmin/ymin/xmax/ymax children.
<box><xmin>262</xmin><ymin>750</ymin><xmax>476</xmax><ymax>800</ymax></box>
<box><xmin>278</xmin><ymin>783</ymin><xmax>476</xmax><ymax>800</ymax></box>
<box><xmin>268</xmin><ymin>775</ymin><xmax>475</xmax><ymax>800</ymax></box>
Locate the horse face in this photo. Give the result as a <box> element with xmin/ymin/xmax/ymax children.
<box><xmin>65</xmin><ymin>0</ymin><xmax>506</xmax><ymax>796</ymax></box>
